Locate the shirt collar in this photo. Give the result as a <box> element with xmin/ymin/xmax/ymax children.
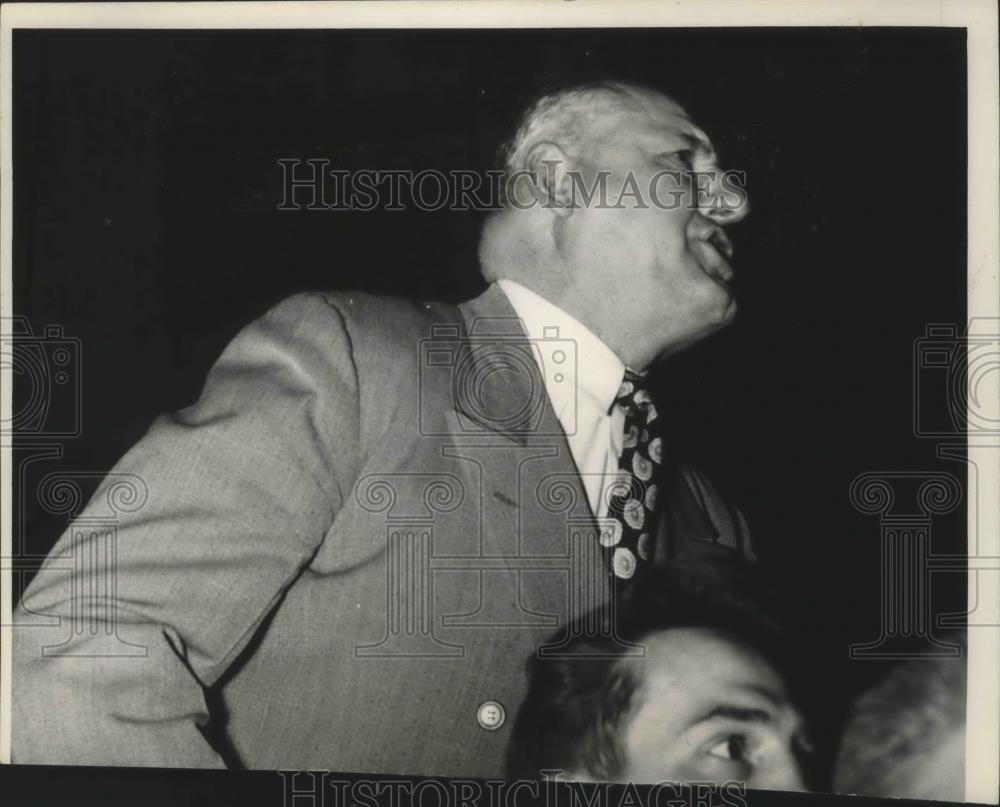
<box><xmin>496</xmin><ymin>279</ymin><xmax>625</xmax><ymax>415</ymax></box>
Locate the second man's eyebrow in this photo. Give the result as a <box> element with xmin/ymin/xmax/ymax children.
<box><xmin>694</xmin><ymin>705</ymin><xmax>775</xmax><ymax>727</ymax></box>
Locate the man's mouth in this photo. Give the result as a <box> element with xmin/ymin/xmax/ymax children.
<box><xmin>692</xmin><ymin>226</ymin><xmax>735</xmax><ymax>286</ymax></box>
<box><xmin>708</xmin><ymin>227</ymin><xmax>734</xmax><ymax>260</ymax></box>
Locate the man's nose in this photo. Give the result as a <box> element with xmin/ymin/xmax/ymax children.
<box><xmin>697</xmin><ymin>168</ymin><xmax>750</xmax><ymax>225</ymax></box>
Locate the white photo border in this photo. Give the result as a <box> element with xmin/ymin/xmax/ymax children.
<box><xmin>1</xmin><ymin>1</ymin><xmax>997</xmax><ymax>802</ymax></box>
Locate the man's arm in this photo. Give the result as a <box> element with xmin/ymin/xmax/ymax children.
<box><xmin>12</xmin><ymin>293</ymin><xmax>361</xmax><ymax>767</ymax></box>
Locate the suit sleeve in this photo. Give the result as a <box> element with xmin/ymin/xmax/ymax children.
<box><xmin>12</xmin><ymin>293</ymin><xmax>361</xmax><ymax>767</ymax></box>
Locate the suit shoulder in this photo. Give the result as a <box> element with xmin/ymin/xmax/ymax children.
<box><xmin>285</xmin><ymin>290</ymin><xmax>462</xmax><ymax>353</ymax></box>
<box><xmin>274</xmin><ymin>291</ymin><xmax>464</xmax><ymax>402</ymax></box>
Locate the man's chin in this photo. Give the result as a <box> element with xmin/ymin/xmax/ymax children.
<box><xmin>654</xmin><ymin>308</ymin><xmax>736</xmax><ymax>363</ymax></box>
<box><xmin>686</xmin><ymin>252</ymin><xmax>736</xmax><ymax>315</ymax></box>
<box><xmin>717</xmin><ymin>291</ymin><xmax>738</xmax><ymax>324</ymax></box>
<box><xmin>698</xmin><ymin>277</ymin><xmax>738</xmax><ymax>329</ymax></box>
<box><xmin>701</xmin><ymin>264</ymin><xmax>737</xmax><ymax>308</ymax></box>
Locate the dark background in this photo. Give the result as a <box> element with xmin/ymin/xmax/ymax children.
<box><xmin>12</xmin><ymin>27</ymin><xmax>967</xmax><ymax>780</ymax></box>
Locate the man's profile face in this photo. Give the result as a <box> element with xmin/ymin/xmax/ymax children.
<box><xmin>617</xmin><ymin>627</ymin><xmax>806</xmax><ymax>790</ymax></box>
<box><xmin>561</xmin><ymin>90</ymin><xmax>745</xmax><ymax>363</ymax></box>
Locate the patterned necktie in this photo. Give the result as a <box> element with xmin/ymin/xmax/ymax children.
<box><xmin>603</xmin><ymin>369</ymin><xmax>663</xmax><ymax>580</ymax></box>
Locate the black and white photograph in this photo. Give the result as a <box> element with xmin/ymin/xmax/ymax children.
<box><xmin>1</xmin><ymin>2</ymin><xmax>998</xmax><ymax>805</ymax></box>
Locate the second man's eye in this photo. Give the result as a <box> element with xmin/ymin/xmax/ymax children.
<box><xmin>707</xmin><ymin>734</ymin><xmax>749</xmax><ymax>762</ymax></box>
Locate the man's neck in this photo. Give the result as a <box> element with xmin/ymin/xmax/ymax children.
<box><xmin>479</xmin><ymin>212</ymin><xmax>661</xmax><ymax>369</ymax></box>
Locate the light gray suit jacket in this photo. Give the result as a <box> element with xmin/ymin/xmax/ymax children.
<box><xmin>13</xmin><ymin>284</ymin><xmax>754</xmax><ymax>775</ymax></box>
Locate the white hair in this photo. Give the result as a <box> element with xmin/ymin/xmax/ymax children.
<box><xmin>500</xmin><ymin>81</ymin><xmax>650</xmax><ymax>177</ymax></box>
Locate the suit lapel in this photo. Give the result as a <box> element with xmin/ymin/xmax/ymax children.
<box><xmin>442</xmin><ymin>286</ymin><xmax>748</xmax><ymax>601</ymax></box>
<box><xmin>445</xmin><ymin>285</ymin><xmax>603</xmax><ymax>621</ymax></box>
<box><xmin>452</xmin><ymin>284</ymin><xmax>562</xmax><ymax>446</ymax></box>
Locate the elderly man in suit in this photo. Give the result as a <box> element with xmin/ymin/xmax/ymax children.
<box><xmin>13</xmin><ymin>80</ymin><xmax>751</xmax><ymax>774</ymax></box>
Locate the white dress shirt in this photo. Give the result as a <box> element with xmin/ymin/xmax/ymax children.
<box><xmin>497</xmin><ymin>279</ymin><xmax>626</xmax><ymax>518</ymax></box>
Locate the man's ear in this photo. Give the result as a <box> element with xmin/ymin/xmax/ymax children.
<box><xmin>523</xmin><ymin>142</ymin><xmax>576</xmax><ymax>217</ymax></box>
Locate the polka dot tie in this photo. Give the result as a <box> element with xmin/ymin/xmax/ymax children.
<box><xmin>604</xmin><ymin>369</ymin><xmax>662</xmax><ymax>581</ymax></box>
